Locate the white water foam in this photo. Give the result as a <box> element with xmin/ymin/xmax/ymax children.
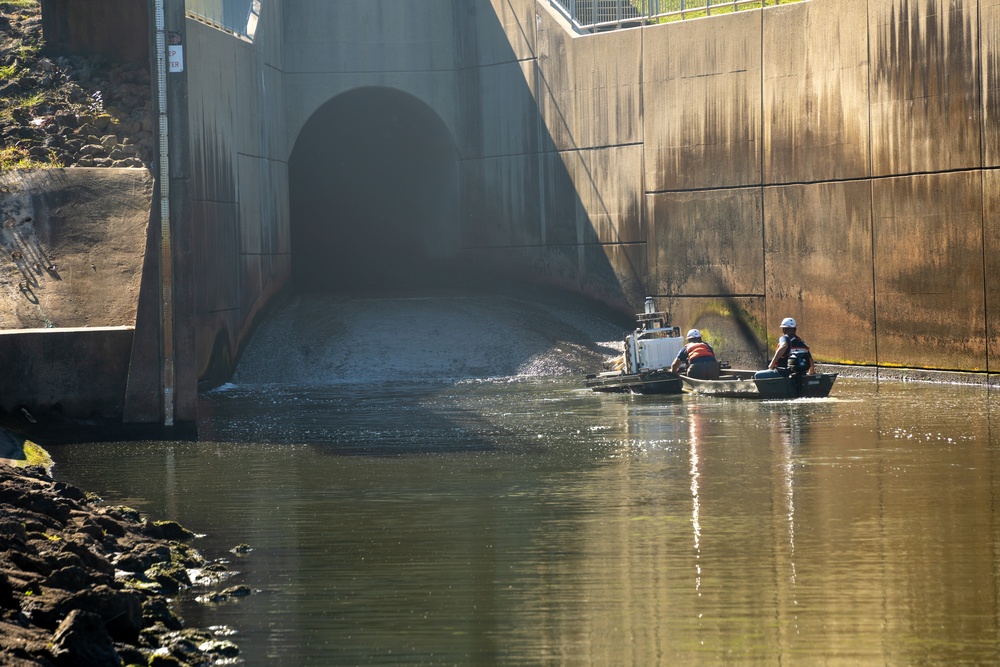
<box><xmin>233</xmin><ymin>292</ymin><xmax>629</xmax><ymax>386</ymax></box>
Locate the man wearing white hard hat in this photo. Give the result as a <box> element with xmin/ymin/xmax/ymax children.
<box><xmin>670</xmin><ymin>328</ymin><xmax>721</xmax><ymax>380</ymax></box>
<box><xmin>757</xmin><ymin>317</ymin><xmax>813</xmax><ymax>378</ymax></box>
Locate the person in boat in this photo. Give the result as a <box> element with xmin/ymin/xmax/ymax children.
<box><xmin>670</xmin><ymin>329</ymin><xmax>721</xmax><ymax>380</ymax></box>
<box><xmin>755</xmin><ymin>317</ymin><xmax>814</xmax><ymax>379</ymax></box>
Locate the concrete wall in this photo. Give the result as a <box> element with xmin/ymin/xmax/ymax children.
<box><xmin>183</xmin><ymin>2</ymin><xmax>290</xmax><ymax>387</ymax></box>
<box><xmin>633</xmin><ymin>0</ymin><xmax>997</xmax><ymax>372</ymax></box>
<box><xmin>187</xmin><ymin>0</ymin><xmax>1000</xmax><ymax>391</ymax></box>
<box><xmin>0</xmin><ymin>169</ymin><xmax>154</xmax><ymax>422</ymax></box>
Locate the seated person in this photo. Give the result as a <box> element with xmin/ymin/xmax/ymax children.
<box><xmin>755</xmin><ymin>317</ymin><xmax>814</xmax><ymax>379</ymax></box>
<box><xmin>670</xmin><ymin>329</ymin><xmax>721</xmax><ymax>380</ymax></box>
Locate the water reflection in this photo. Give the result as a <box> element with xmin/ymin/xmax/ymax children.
<box><xmin>688</xmin><ymin>404</ymin><xmax>703</xmax><ymax>596</ymax></box>
<box><xmin>45</xmin><ymin>379</ymin><xmax>1000</xmax><ymax>665</ymax></box>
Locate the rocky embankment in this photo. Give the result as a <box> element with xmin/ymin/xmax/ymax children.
<box><xmin>1</xmin><ymin>1</ymin><xmax>153</xmax><ymax>170</ymax></box>
<box><xmin>1</xmin><ymin>464</ymin><xmax>248</xmax><ymax>667</ymax></box>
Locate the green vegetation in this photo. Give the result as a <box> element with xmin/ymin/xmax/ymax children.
<box><xmin>0</xmin><ymin>0</ymin><xmax>38</xmax><ymax>11</ymax></box>
<box><xmin>629</xmin><ymin>0</ymin><xmax>805</xmax><ymax>24</ymax></box>
<box><xmin>0</xmin><ymin>145</ymin><xmax>62</xmax><ymax>171</ymax></box>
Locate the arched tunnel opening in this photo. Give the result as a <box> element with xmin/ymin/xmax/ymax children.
<box><xmin>289</xmin><ymin>87</ymin><xmax>461</xmax><ymax>293</ymax></box>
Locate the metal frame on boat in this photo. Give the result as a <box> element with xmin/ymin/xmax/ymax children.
<box><xmin>585</xmin><ymin>298</ymin><xmax>685</xmax><ymax>394</ymax></box>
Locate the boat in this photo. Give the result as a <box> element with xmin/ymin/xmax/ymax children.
<box><xmin>680</xmin><ymin>368</ymin><xmax>838</xmax><ymax>399</ymax></box>
<box><xmin>585</xmin><ymin>298</ymin><xmax>685</xmax><ymax>394</ymax></box>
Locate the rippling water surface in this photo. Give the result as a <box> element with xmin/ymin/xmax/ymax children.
<box><xmin>46</xmin><ymin>293</ymin><xmax>1000</xmax><ymax>666</ymax></box>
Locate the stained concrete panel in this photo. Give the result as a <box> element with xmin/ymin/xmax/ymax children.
<box><xmin>535</xmin><ymin>12</ymin><xmax>642</xmax><ymax>151</ymax></box>
<box><xmin>982</xmin><ymin>0</ymin><xmax>1000</xmax><ymax>166</ymax></box>
<box><xmin>540</xmin><ymin>150</ymin><xmax>581</xmax><ymax>247</ymax></box>
<box><xmin>554</xmin><ymin>146</ymin><xmax>645</xmax><ymax>245</ymax></box>
<box><xmin>534</xmin><ymin>4</ymin><xmax>579</xmax><ymax>152</ymax></box>
<box><xmin>0</xmin><ymin>169</ymin><xmax>151</xmax><ymax>330</ymax></box>
<box><xmin>647</xmin><ymin>188</ymin><xmax>765</xmax><ymax>297</ymax></box>
<box><xmin>762</xmin><ymin>0</ymin><xmax>870</xmax><ymax>183</ymax></box>
<box><xmin>281</xmin><ymin>1</ymin><xmax>458</xmax><ymax>73</ymax></box>
<box><xmin>468</xmin><ymin>0</ymin><xmax>536</xmax><ymax>66</ymax></box>
<box><xmin>764</xmin><ymin>181</ymin><xmax>876</xmax><ymax>366</ymax></box>
<box><xmin>662</xmin><ymin>296</ymin><xmax>768</xmax><ymax>369</ymax></box>
<box><xmin>868</xmin><ymin>0</ymin><xmax>981</xmax><ymax>176</ymax></box>
<box><xmin>583</xmin><ymin>243</ymin><xmax>647</xmax><ymax>312</ymax></box>
<box><xmin>187</xmin><ymin>21</ymin><xmax>239</xmax><ymax>204</ymax></box>
<box><xmin>236</xmin><ymin>47</ymin><xmax>289</xmax><ymax>163</ymax></box>
<box><xmin>872</xmin><ymin>172</ymin><xmax>986</xmax><ymax>370</ymax></box>
<box><xmin>250</xmin><ymin>0</ymin><xmax>284</xmax><ymax>70</ymax></box>
<box><xmin>461</xmin><ymin>60</ymin><xmax>540</xmax><ymax>160</ymax></box>
<box><xmin>237</xmin><ymin>154</ymin><xmax>263</xmax><ymax>256</ymax></box>
<box><xmin>983</xmin><ymin>170</ymin><xmax>1000</xmax><ymax>371</ymax></box>
<box><xmin>192</xmin><ymin>200</ymin><xmax>240</xmax><ymax>317</ymax></box>
<box><xmin>463</xmin><ymin>243</ymin><xmax>640</xmax><ymax>312</ymax></box>
<box><xmin>461</xmin><ymin>155</ymin><xmax>542</xmax><ymax>248</ymax></box>
<box><xmin>0</xmin><ymin>327</ymin><xmax>134</xmax><ymax>418</ymax></box>
<box><xmin>642</xmin><ymin>11</ymin><xmax>762</xmax><ymax>192</ymax></box>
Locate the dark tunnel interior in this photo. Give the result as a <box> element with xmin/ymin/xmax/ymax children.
<box><xmin>289</xmin><ymin>86</ymin><xmax>461</xmax><ymax>293</ymax></box>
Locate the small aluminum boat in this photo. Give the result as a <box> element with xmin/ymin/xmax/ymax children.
<box><xmin>681</xmin><ymin>369</ymin><xmax>838</xmax><ymax>399</ymax></box>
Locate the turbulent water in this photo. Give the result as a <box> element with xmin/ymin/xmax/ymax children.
<box><xmin>234</xmin><ymin>290</ymin><xmax>630</xmax><ymax>386</ymax></box>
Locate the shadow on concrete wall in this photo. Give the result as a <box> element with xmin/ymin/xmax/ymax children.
<box><xmin>289</xmin><ymin>87</ymin><xmax>461</xmax><ymax>294</ymax></box>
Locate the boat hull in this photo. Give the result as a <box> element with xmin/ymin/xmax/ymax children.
<box><xmin>585</xmin><ymin>370</ymin><xmax>683</xmax><ymax>394</ymax></box>
<box><xmin>681</xmin><ymin>370</ymin><xmax>838</xmax><ymax>399</ymax></box>
<box><xmin>680</xmin><ymin>370</ymin><xmax>759</xmax><ymax>397</ymax></box>
<box><xmin>756</xmin><ymin>372</ymin><xmax>837</xmax><ymax>399</ymax></box>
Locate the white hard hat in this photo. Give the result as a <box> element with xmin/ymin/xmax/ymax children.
<box><xmin>780</xmin><ymin>317</ymin><xmax>797</xmax><ymax>328</ymax></box>
<box><xmin>686</xmin><ymin>329</ymin><xmax>702</xmax><ymax>339</ymax></box>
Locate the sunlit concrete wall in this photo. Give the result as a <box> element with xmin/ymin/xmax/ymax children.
<box><xmin>614</xmin><ymin>0</ymin><xmax>993</xmax><ymax>372</ymax></box>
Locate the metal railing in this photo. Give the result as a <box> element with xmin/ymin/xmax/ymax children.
<box><xmin>186</xmin><ymin>0</ymin><xmax>261</xmax><ymax>40</ymax></box>
<box><xmin>550</xmin><ymin>0</ymin><xmax>795</xmax><ymax>32</ymax></box>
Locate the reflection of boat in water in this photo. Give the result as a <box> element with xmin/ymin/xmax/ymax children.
<box><xmin>680</xmin><ymin>369</ymin><xmax>838</xmax><ymax>399</ymax></box>
<box><xmin>585</xmin><ymin>298</ymin><xmax>684</xmax><ymax>394</ymax></box>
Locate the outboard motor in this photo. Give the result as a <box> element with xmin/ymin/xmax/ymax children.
<box><xmin>787</xmin><ymin>350</ymin><xmax>811</xmax><ymax>393</ymax></box>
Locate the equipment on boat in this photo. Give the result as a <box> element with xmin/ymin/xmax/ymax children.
<box><xmin>585</xmin><ymin>298</ymin><xmax>685</xmax><ymax>394</ymax></box>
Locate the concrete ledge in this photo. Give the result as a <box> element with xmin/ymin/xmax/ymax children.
<box><xmin>0</xmin><ymin>326</ymin><xmax>134</xmax><ymax>419</ymax></box>
<box><xmin>818</xmin><ymin>363</ymin><xmax>992</xmax><ymax>387</ymax></box>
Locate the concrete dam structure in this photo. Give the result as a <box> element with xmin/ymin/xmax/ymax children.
<box><xmin>3</xmin><ymin>0</ymin><xmax>999</xmax><ymax>432</ymax></box>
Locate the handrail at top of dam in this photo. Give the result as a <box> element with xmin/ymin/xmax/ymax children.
<box><xmin>550</xmin><ymin>0</ymin><xmax>805</xmax><ymax>32</ymax></box>
<box><xmin>185</xmin><ymin>0</ymin><xmax>261</xmax><ymax>41</ymax></box>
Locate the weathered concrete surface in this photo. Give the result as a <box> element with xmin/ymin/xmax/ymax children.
<box><xmin>869</xmin><ymin>0</ymin><xmax>981</xmax><ymax>176</ymax></box>
<box><xmin>535</xmin><ymin>18</ymin><xmax>642</xmax><ymax>151</ymax></box>
<box><xmin>0</xmin><ymin>168</ymin><xmax>154</xmax><ymax>421</ymax></box>
<box><xmin>663</xmin><ymin>296</ymin><xmax>768</xmax><ymax>370</ymax></box>
<box><xmin>552</xmin><ymin>146</ymin><xmax>645</xmax><ymax>245</ymax></box>
<box><xmin>872</xmin><ymin>172</ymin><xmax>986</xmax><ymax>371</ymax></box>
<box><xmin>985</xmin><ymin>170</ymin><xmax>1000</xmax><ymax>371</ymax></box>
<box><xmin>0</xmin><ymin>326</ymin><xmax>133</xmax><ymax>417</ymax></box>
<box><xmin>763</xmin><ymin>181</ymin><xmax>877</xmax><ymax>366</ymax></box>
<box><xmin>183</xmin><ymin>0</ymin><xmax>1000</xmax><ymax>389</ymax></box>
<box><xmin>0</xmin><ymin>169</ymin><xmax>151</xmax><ymax>330</ymax></box>
<box><xmin>984</xmin><ymin>0</ymin><xmax>1000</xmax><ymax>166</ymax></box>
<box><xmin>643</xmin><ymin>11</ymin><xmax>762</xmax><ymax>192</ymax></box>
<box><xmin>184</xmin><ymin>12</ymin><xmax>290</xmax><ymax>387</ymax></box>
<box><xmin>648</xmin><ymin>187</ymin><xmax>765</xmax><ymax>297</ymax></box>
<box><xmin>762</xmin><ymin>0</ymin><xmax>870</xmax><ymax>183</ymax></box>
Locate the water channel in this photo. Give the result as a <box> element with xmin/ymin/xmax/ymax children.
<box><xmin>46</xmin><ymin>291</ymin><xmax>1000</xmax><ymax>665</ymax></box>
